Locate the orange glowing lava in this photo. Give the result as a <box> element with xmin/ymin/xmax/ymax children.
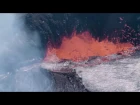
<box><xmin>44</xmin><ymin>31</ymin><xmax>134</xmax><ymax>62</ymax></box>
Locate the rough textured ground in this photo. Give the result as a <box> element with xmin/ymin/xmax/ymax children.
<box><xmin>41</xmin><ymin>69</ymin><xmax>89</xmax><ymax>92</ymax></box>
<box><xmin>52</xmin><ymin>72</ymin><xmax>89</xmax><ymax>92</ymax></box>
<box><xmin>75</xmin><ymin>50</ymin><xmax>140</xmax><ymax>92</ymax></box>
<box><xmin>40</xmin><ymin>50</ymin><xmax>140</xmax><ymax>92</ymax></box>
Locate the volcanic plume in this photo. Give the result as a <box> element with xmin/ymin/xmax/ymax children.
<box><xmin>44</xmin><ymin>31</ymin><xmax>134</xmax><ymax>62</ymax></box>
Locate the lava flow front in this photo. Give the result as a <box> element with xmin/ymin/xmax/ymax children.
<box><xmin>44</xmin><ymin>31</ymin><xmax>134</xmax><ymax>62</ymax></box>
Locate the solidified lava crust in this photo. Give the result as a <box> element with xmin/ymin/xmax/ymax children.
<box><xmin>51</xmin><ymin>72</ymin><xmax>89</xmax><ymax>92</ymax></box>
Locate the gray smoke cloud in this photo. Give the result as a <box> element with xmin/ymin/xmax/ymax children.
<box><xmin>0</xmin><ymin>13</ymin><xmax>54</xmax><ymax>92</ymax></box>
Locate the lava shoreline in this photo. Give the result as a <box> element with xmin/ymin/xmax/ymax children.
<box><xmin>41</xmin><ymin>46</ymin><xmax>140</xmax><ymax>73</ymax></box>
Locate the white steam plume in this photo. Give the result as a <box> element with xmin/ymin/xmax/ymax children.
<box><xmin>0</xmin><ymin>13</ymin><xmax>54</xmax><ymax>92</ymax></box>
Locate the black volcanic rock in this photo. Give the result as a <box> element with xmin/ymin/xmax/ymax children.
<box><xmin>23</xmin><ymin>13</ymin><xmax>140</xmax><ymax>51</ymax></box>
<box><xmin>51</xmin><ymin>72</ymin><xmax>89</xmax><ymax>92</ymax></box>
<box><xmin>41</xmin><ymin>68</ymin><xmax>88</xmax><ymax>92</ymax></box>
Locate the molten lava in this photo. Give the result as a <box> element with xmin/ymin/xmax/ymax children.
<box><xmin>44</xmin><ymin>31</ymin><xmax>134</xmax><ymax>62</ymax></box>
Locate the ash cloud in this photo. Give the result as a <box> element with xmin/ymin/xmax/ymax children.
<box><xmin>0</xmin><ymin>13</ymin><xmax>53</xmax><ymax>92</ymax></box>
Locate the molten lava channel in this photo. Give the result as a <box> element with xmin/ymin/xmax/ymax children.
<box><xmin>44</xmin><ymin>31</ymin><xmax>134</xmax><ymax>62</ymax></box>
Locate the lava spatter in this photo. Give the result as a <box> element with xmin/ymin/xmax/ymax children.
<box><xmin>44</xmin><ymin>31</ymin><xmax>134</xmax><ymax>62</ymax></box>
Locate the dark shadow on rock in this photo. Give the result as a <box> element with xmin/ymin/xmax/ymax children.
<box><xmin>52</xmin><ymin>72</ymin><xmax>89</xmax><ymax>92</ymax></box>
<box><xmin>40</xmin><ymin>68</ymin><xmax>89</xmax><ymax>92</ymax></box>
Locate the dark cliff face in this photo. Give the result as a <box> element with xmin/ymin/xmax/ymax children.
<box><xmin>24</xmin><ymin>13</ymin><xmax>140</xmax><ymax>52</ymax></box>
<box><xmin>51</xmin><ymin>72</ymin><xmax>89</xmax><ymax>92</ymax></box>
<box><xmin>40</xmin><ymin>68</ymin><xmax>89</xmax><ymax>92</ymax></box>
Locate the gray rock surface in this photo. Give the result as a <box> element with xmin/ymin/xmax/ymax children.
<box><xmin>51</xmin><ymin>72</ymin><xmax>89</xmax><ymax>92</ymax></box>
<box><xmin>41</xmin><ymin>69</ymin><xmax>89</xmax><ymax>92</ymax></box>
<box><xmin>75</xmin><ymin>50</ymin><xmax>140</xmax><ymax>92</ymax></box>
